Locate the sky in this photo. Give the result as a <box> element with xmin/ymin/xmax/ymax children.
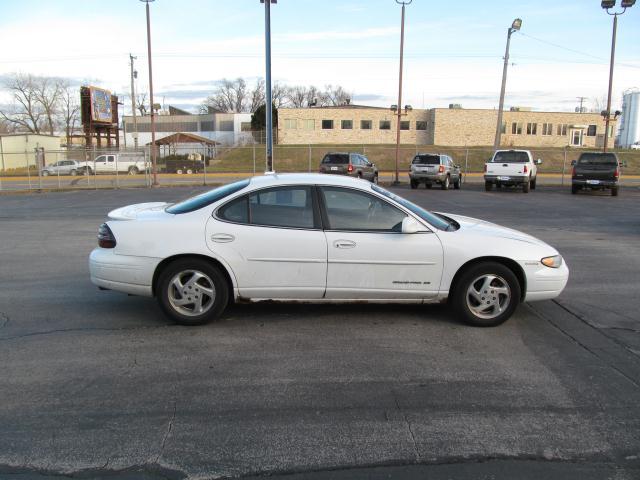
<box><xmin>0</xmin><ymin>0</ymin><xmax>638</xmax><ymax>114</ymax></box>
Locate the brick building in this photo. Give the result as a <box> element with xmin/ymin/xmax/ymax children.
<box><xmin>277</xmin><ymin>105</ymin><xmax>615</xmax><ymax>148</ymax></box>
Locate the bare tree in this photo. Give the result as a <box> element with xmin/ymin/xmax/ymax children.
<box><xmin>249</xmin><ymin>78</ymin><xmax>265</xmax><ymax>113</ymax></box>
<box><xmin>271</xmin><ymin>81</ymin><xmax>290</xmax><ymax>109</ymax></box>
<box><xmin>58</xmin><ymin>81</ymin><xmax>80</xmax><ymax>145</ymax></box>
<box><xmin>590</xmin><ymin>95</ymin><xmax>608</xmax><ymax>113</ymax></box>
<box><xmin>136</xmin><ymin>93</ymin><xmax>148</xmax><ymax>116</ymax></box>
<box><xmin>323</xmin><ymin>84</ymin><xmax>351</xmax><ymax>106</ymax></box>
<box><xmin>0</xmin><ymin>73</ymin><xmax>45</xmax><ymax>133</ymax></box>
<box><xmin>202</xmin><ymin>78</ymin><xmax>248</xmax><ymax>113</ymax></box>
<box><xmin>287</xmin><ymin>85</ymin><xmax>308</xmax><ymax>108</ymax></box>
<box><xmin>33</xmin><ymin>76</ymin><xmax>62</xmax><ymax>134</ymax></box>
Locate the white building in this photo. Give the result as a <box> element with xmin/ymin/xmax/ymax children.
<box><xmin>0</xmin><ymin>134</ymin><xmax>62</xmax><ymax>171</ymax></box>
<box><xmin>122</xmin><ymin>108</ymin><xmax>253</xmax><ymax>150</ymax></box>
<box><xmin>618</xmin><ymin>89</ymin><xmax>640</xmax><ymax>148</ymax></box>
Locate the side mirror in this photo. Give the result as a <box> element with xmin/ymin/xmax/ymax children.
<box><xmin>571</xmin><ymin>160</ymin><xmax>576</xmax><ymax>166</ymax></box>
<box><xmin>536</xmin><ymin>159</ymin><xmax>542</xmax><ymax>165</ymax></box>
<box><xmin>620</xmin><ymin>161</ymin><xmax>627</xmax><ymax>168</ymax></box>
<box><xmin>401</xmin><ymin>216</ymin><xmax>426</xmax><ymax>234</ymax></box>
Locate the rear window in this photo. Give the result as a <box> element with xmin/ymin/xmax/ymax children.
<box><xmin>492</xmin><ymin>151</ymin><xmax>529</xmax><ymax>163</ymax></box>
<box><xmin>412</xmin><ymin>154</ymin><xmax>440</xmax><ymax>165</ymax></box>
<box><xmin>321</xmin><ymin>154</ymin><xmax>349</xmax><ymax>165</ymax></box>
<box><xmin>577</xmin><ymin>153</ymin><xmax>617</xmax><ymax>166</ymax></box>
<box><xmin>166</xmin><ymin>179</ymin><xmax>250</xmax><ymax>214</ymax></box>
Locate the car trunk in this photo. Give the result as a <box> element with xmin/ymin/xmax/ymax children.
<box><xmin>574</xmin><ymin>154</ymin><xmax>618</xmax><ymax>181</ymax></box>
<box><xmin>411</xmin><ymin>155</ymin><xmax>440</xmax><ymax>173</ymax></box>
<box><xmin>320</xmin><ymin>154</ymin><xmax>350</xmax><ymax>174</ymax></box>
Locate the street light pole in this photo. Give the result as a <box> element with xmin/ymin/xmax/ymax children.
<box><xmin>140</xmin><ymin>0</ymin><xmax>158</xmax><ymax>186</ymax></box>
<box><xmin>261</xmin><ymin>0</ymin><xmax>276</xmax><ymax>173</ymax></box>
<box><xmin>129</xmin><ymin>53</ymin><xmax>139</xmax><ymax>150</ymax></box>
<box><xmin>494</xmin><ymin>18</ymin><xmax>522</xmax><ymax>149</ymax></box>
<box><xmin>394</xmin><ymin>0</ymin><xmax>411</xmax><ymax>185</ymax></box>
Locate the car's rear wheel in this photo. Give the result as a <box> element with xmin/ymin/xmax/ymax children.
<box><xmin>441</xmin><ymin>175</ymin><xmax>450</xmax><ymax>190</ymax></box>
<box><xmin>157</xmin><ymin>259</ymin><xmax>229</xmax><ymax>326</ymax></box>
<box><xmin>571</xmin><ymin>185</ymin><xmax>579</xmax><ymax>194</ymax></box>
<box><xmin>70</xmin><ymin>169</ymin><xmax>77</xmax><ymax>176</ymax></box>
<box><xmin>128</xmin><ymin>166</ymin><xmax>139</xmax><ymax>175</ymax></box>
<box><xmin>612</xmin><ymin>186</ymin><xmax>619</xmax><ymax>196</ymax></box>
<box><xmin>522</xmin><ymin>180</ymin><xmax>530</xmax><ymax>193</ymax></box>
<box><xmin>42</xmin><ymin>170</ymin><xmax>50</xmax><ymax>176</ymax></box>
<box><xmin>451</xmin><ymin>262</ymin><xmax>521</xmax><ymax>327</ymax></box>
<box><xmin>410</xmin><ymin>179</ymin><xmax>418</xmax><ymax>189</ymax></box>
<box><xmin>425</xmin><ymin>183</ymin><xmax>432</xmax><ymax>189</ymax></box>
<box><xmin>372</xmin><ymin>173</ymin><xmax>378</xmax><ymax>184</ymax></box>
<box><xmin>530</xmin><ymin>177</ymin><xmax>536</xmax><ymax>190</ymax></box>
<box><xmin>485</xmin><ymin>181</ymin><xmax>492</xmax><ymax>191</ymax></box>
<box><xmin>453</xmin><ymin>176</ymin><xmax>461</xmax><ymax>189</ymax></box>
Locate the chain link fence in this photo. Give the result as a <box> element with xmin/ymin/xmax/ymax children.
<box><xmin>1</xmin><ymin>143</ymin><xmax>639</xmax><ymax>192</ymax></box>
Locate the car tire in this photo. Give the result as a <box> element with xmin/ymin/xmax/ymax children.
<box><xmin>410</xmin><ymin>179</ymin><xmax>418</xmax><ymax>189</ymax></box>
<box><xmin>441</xmin><ymin>175</ymin><xmax>450</xmax><ymax>190</ymax></box>
<box><xmin>176</xmin><ymin>169</ymin><xmax>183</xmax><ymax>175</ymax></box>
<box><xmin>42</xmin><ymin>170</ymin><xmax>50</xmax><ymax>177</ymax></box>
<box><xmin>523</xmin><ymin>180</ymin><xmax>530</xmax><ymax>193</ymax></box>
<box><xmin>372</xmin><ymin>173</ymin><xmax>378</xmax><ymax>184</ymax></box>
<box><xmin>451</xmin><ymin>261</ymin><xmax>521</xmax><ymax>327</ymax></box>
<box><xmin>612</xmin><ymin>186</ymin><xmax>619</xmax><ymax>197</ymax></box>
<box><xmin>530</xmin><ymin>177</ymin><xmax>536</xmax><ymax>190</ymax></box>
<box><xmin>128</xmin><ymin>166</ymin><xmax>139</xmax><ymax>175</ymax></box>
<box><xmin>425</xmin><ymin>183</ymin><xmax>432</xmax><ymax>189</ymax></box>
<box><xmin>70</xmin><ymin>169</ymin><xmax>77</xmax><ymax>176</ymax></box>
<box><xmin>453</xmin><ymin>176</ymin><xmax>461</xmax><ymax>189</ymax></box>
<box><xmin>571</xmin><ymin>185</ymin><xmax>579</xmax><ymax>195</ymax></box>
<box><xmin>157</xmin><ymin>258</ymin><xmax>229</xmax><ymax>326</ymax></box>
<box><xmin>485</xmin><ymin>181</ymin><xmax>492</xmax><ymax>191</ymax></box>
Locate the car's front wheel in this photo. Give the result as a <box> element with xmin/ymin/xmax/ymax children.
<box><xmin>451</xmin><ymin>262</ymin><xmax>521</xmax><ymax>327</ymax></box>
<box><xmin>410</xmin><ymin>179</ymin><xmax>418</xmax><ymax>189</ymax></box>
<box><xmin>441</xmin><ymin>175</ymin><xmax>450</xmax><ymax>190</ymax></box>
<box><xmin>42</xmin><ymin>170</ymin><xmax>50</xmax><ymax>176</ymax></box>
<box><xmin>157</xmin><ymin>259</ymin><xmax>229</xmax><ymax>325</ymax></box>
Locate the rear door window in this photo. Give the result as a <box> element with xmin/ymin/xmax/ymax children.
<box><xmin>249</xmin><ymin>186</ymin><xmax>316</xmax><ymax>229</ymax></box>
<box><xmin>412</xmin><ymin>155</ymin><xmax>440</xmax><ymax>165</ymax></box>
<box><xmin>577</xmin><ymin>153</ymin><xmax>617</xmax><ymax>166</ymax></box>
<box><xmin>493</xmin><ymin>151</ymin><xmax>529</xmax><ymax>163</ymax></box>
<box><xmin>322</xmin><ymin>154</ymin><xmax>349</xmax><ymax>165</ymax></box>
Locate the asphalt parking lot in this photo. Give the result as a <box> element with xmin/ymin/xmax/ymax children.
<box><xmin>1</xmin><ymin>182</ymin><xmax>639</xmax><ymax>479</ymax></box>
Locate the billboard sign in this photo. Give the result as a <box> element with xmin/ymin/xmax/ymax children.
<box><xmin>89</xmin><ymin>87</ymin><xmax>113</xmax><ymax>124</ymax></box>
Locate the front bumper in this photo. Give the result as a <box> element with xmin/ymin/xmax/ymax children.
<box><xmin>89</xmin><ymin>248</ymin><xmax>161</xmax><ymax>297</ymax></box>
<box><xmin>520</xmin><ymin>260</ymin><xmax>569</xmax><ymax>302</ymax></box>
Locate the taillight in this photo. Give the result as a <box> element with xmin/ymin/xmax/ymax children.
<box><xmin>614</xmin><ymin>168</ymin><xmax>619</xmax><ymax>178</ymax></box>
<box><xmin>523</xmin><ymin>165</ymin><xmax>528</xmax><ymax>174</ymax></box>
<box><xmin>572</xmin><ymin>167</ymin><xmax>576</xmax><ymax>176</ymax></box>
<box><xmin>438</xmin><ymin>165</ymin><xmax>445</xmax><ymax>173</ymax></box>
<box><xmin>347</xmin><ymin>164</ymin><xmax>353</xmax><ymax>173</ymax></box>
<box><xmin>98</xmin><ymin>223</ymin><xmax>116</xmax><ymax>248</ymax></box>
<box><xmin>483</xmin><ymin>164</ymin><xmax>487</xmax><ymax>173</ymax></box>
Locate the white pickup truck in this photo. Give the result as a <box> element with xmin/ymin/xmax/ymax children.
<box><xmin>78</xmin><ymin>153</ymin><xmax>149</xmax><ymax>175</ymax></box>
<box><xmin>484</xmin><ymin>149</ymin><xmax>541</xmax><ymax>193</ymax></box>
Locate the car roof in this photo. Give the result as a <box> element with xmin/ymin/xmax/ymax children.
<box><xmin>248</xmin><ymin>172</ymin><xmax>373</xmax><ymax>188</ymax></box>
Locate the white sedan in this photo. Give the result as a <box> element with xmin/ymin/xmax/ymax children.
<box><xmin>90</xmin><ymin>174</ymin><xmax>568</xmax><ymax>327</ymax></box>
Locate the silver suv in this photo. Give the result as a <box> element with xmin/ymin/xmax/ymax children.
<box><xmin>41</xmin><ymin>160</ymin><xmax>81</xmax><ymax>176</ymax></box>
<box><xmin>409</xmin><ymin>153</ymin><xmax>462</xmax><ymax>190</ymax></box>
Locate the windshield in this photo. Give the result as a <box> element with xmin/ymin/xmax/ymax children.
<box><xmin>412</xmin><ymin>154</ymin><xmax>440</xmax><ymax>165</ymax></box>
<box><xmin>321</xmin><ymin>154</ymin><xmax>349</xmax><ymax>164</ymax></box>
<box><xmin>577</xmin><ymin>153</ymin><xmax>617</xmax><ymax>166</ymax></box>
<box><xmin>492</xmin><ymin>151</ymin><xmax>529</xmax><ymax>163</ymax></box>
<box><xmin>166</xmin><ymin>179</ymin><xmax>250</xmax><ymax>214</ymax></box>
<box><xmin>371</xmin><ymin>184</ymin><xmax>455</xmax><ymax>231</ymax></box>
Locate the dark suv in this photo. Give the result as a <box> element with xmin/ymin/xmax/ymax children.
<box><xmin>319</xmin><ymin>152</ymin><xmax>378</xmax><ymax>183</ymax></box>
<box><xmin>571</xmin><ymin>152</ymin><xmax>621</xmax><ymax>196</ymax></box>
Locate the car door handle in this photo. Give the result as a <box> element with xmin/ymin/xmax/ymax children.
<box><xmin>211</xmin><ymin>233</ymin><xmax>235</xmax><ymax>243</ymax></box>
<box><xmin>334</xmin><ymin>240</ymin><xmax>356</xmax><ymax>249</ymax></box>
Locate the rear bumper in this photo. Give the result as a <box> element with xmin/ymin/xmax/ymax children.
<box><xmin>89</xmin><ymin>248</ymin><xmax>160</xmax><ymax>297</ymax></box>
<box><xmin>410</xmin><ymin>172</ymin><xmax>446</xmax><ymax>182</ymax></box>
<box><xmin>484</xmin><ymin>175</ymin><xmax>528</xmax><ymax>184</ymax></box>
<box><xmin>572</xmin><ymin>178</ymin><xmax>618</xmax><ymax>188</ymax></box>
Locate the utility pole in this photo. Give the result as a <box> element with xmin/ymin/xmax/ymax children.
<box><xmin>576</xmin><ymin>96</ymin><xmax>587</xmax><ymax>113</ymax></box>
<box><xmin>129</xmin><ymin>53</ymin><xmax>139</xmax><ymax>150</ymax></box>
<box><xmin>394</xmin><ymin>0</ymin><xmax>412</xmax><ymax>185</ymax></box>
<box><xmin>261</xmin><ymin>0</ymin><xmax>276</xmax><ymax>173</ymax></box>
<box><xmin>494</xmin><ymin>18</ymin><xmax>522</xmax><ymax>149</ymax></box>
<box><xmin>140</xmin><ymin>0</ymin><xmax>158</xmax><ymax>186</ymax></box>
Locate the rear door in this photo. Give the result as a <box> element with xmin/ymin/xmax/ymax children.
<box><xmin>206</xmin><ymin>185</ymin><xmax>327</xmax><ymax>299</ymax></box>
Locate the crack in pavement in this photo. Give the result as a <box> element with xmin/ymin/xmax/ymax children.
<box><xmin>0</xmin><ymin>324</ymin><xmax>177</xmax><ymax>342</ymax></box>
<box><xmin>0</xmin><ymin>312</ymin><xmax>9</xmax><ymax>329</ymax></box>
<box><xmin>531</xmin><ymin>301</ymin><xmax>640</xmax><ymax>391</ymax></box>
<box><xmin>156</xmin><ymin>400</ymin><xmax>177</xmax><ymax>464</ymax></box>
<box><xmin>392</xmin><ymin>389</ymin><xmax>421</xmax><ymax>462</ymax></box>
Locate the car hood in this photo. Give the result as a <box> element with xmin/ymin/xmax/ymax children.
<box><xmin>441</xmin><ymin>213</ymin><xmax>547</xmax><ymax>246</ymax></box>
<box><xmin>108</xmin><ymin>202</ymin><xmax>169</xmax><ymax>221</ymax></box>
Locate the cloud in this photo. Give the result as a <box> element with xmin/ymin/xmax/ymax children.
<box><xmin>353</xmin><ymin>93</ymin><xmax>391</xmax><ymax>102</ymax></box>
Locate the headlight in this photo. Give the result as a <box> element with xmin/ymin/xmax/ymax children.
<box><xmin>541</xmin><ymin>255</ymin><xmax>563</xmax><ymax>268</ymax></box>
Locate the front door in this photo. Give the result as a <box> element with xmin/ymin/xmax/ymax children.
<box><xmin>319</xmin><ymin>186</ymin><xmax>443</xmax><ymax>299</ymax></box>
<box><xmin>206</xmin><ymin>185</ymin><xmax>327</xmax><ymax>299</ymax></box>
